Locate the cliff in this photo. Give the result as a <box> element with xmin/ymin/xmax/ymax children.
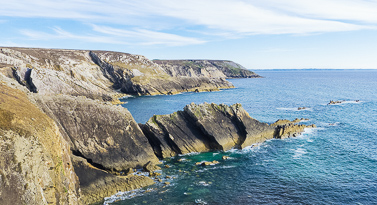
<box><xmin>140</xmin><ymin>103</ymin><xmax>315</xmax><ymax>159</ymax></box>
<box><xmin>0</xmin><ymin>47</ymin><xmax>313</xmax><ymax>205</ymax></box>
<box><xmin>0</xmin><ymin>47</ymin><xmax>236</xmax><ymax>97</ymax></box>
<box><xmin>0</xmin><ymin>80</ymin><xmax>79</xmax><ymax>204</ymax></box>
<box><xmin>153</xmin><ymin>59</ymin><xmax>261</xmax><ymax>78</ymax></box>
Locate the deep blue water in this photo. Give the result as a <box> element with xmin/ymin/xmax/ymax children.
<box><xmin>108</xmin><ymin>70</ymin><xmax>377</xmax><ymax>205</ymax></box>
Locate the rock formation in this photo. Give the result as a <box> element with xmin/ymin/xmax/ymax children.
<box><xmin>0</xmin><ymin>81</ymin><xmax>79</xmax><ymax>205</ymax></box>
<box><xmin>141</xmin><ymin>103</ymin><xmax>315</xmax><ymax>159</ymax></box>
<box><xmin>0</xmin><ymin>47</ymin><xmax>240</xmax><ymax>97</ymax></box>
<box><xmin>153</xmin><ymin>60</ymin><xmax>261</xmax><ymax>78</ymax></box>
<box><xmin>34</xmin><ymin>94</ymin><xmax>160</xmax><ymax>172</ymax></box>
<box><xmin>0</xmin><ymin>47</ymin><xmax>313</xmax><ymax>205</ymax></box>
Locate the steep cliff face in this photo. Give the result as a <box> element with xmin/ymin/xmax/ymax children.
<box><xmin>0</xmin><ymin>47</ymin><xmax>114</xmax><ymax>100</ymax></box>
<box><xmin>90</xmin><ymin>51</ymin><xmax>234</xmax><ymax>95</ymax></box>
<box><xmin>0</xmin><ymin>47</ymin><xmax>235</xmax><ymax>97</ymax></box>
<box><xmin>153</xmin><ymin>60</ymin><xmax>261</xmax><ymax>78</ymax></box>
<box><xmin>141</xmin><ymin>103</ymin><xmax>314</xmax><ymax>159</ymax></box>
<box><xmin>0</xmin><ymin>82</ymin><xmax>79</xmax><ymax>205</ymax></box>
<box><xmin>34</xmin><ymin>94</ymin><xmax>160</xmax><ymax>172</ymax></box>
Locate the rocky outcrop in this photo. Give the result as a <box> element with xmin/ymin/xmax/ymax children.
<box><xmin>153</xmin><ymin>60</ymin><xmax>261</xmax><ymax>78</ymax></box>
<box><xmin>0</xmin><ymin>82</ymin><xmax>79</xmax><ymax>205</ymax></box>
<box><xmin>71</xmin><ymin>156</ymin><xmax>154</xmax><ymax>204</ymax></box>
<box><xmin>33</xmin><ymin>94</ymin><xmax>160</xmax><ymax>173</ymax></box>
<box><xmin>0</xmin><ymin>47</ymin><xmax>311</xmax><ymax>205</ymax></box>
<box><xmin>141</xmin><ymin>103</ymin><xmax>315</xmax><ymax>159</ymax></box>
<box><xmin>0</xmin><ymin>47</ymin><xmax>115</xmax><ymax>101</ymax></box>
<box><xmin>0</xmin><ymin>47</ymin><xmax>235</xmax><ymax>97</ymax></box>
<box><xmin>90</xmin><ymin>51</ymin><xmax>234</xmax><ymax>95</ymax></box>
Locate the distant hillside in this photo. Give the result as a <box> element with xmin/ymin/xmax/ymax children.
<box><xmin>153</xmin><ymin>59</ymin><xmax>261</xmax><ymax>78</ymax></box>
<box><xmin>0</xmin><ymin>47</ymin><xmax>235</xmax><ymax>97</ymax></box>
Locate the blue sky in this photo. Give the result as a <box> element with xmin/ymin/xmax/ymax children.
<box><xmin>1</xmin><ymin>0</ymin><xmax>377</xmax><ymax>69</ymax></box>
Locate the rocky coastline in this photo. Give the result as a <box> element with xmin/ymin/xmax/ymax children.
<box><xmin>0</xmin><ymin>47</ymin><xmax>314</xmax><ymax>204</ymax></box>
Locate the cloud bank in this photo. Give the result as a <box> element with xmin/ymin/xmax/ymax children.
<box><xmin>1</xmin><ymin>0</ymin><xmax>377</xmax><ymax>45</ymax></box>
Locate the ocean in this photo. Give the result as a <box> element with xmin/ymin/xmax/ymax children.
<box><xmin>107</xmin><ymin>69</ymin><xmax>377</xmax><ymax>205</ymax></box>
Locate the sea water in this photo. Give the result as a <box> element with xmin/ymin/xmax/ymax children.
<box><xmin>109</xmin><ymin>70</ymin><xmax>377</xmax><ymax>205</ymax></box>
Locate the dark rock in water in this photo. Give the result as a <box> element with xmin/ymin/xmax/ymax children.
<box><xmin>272</xmin><ymin>119</ymin><xmax>316</xmax><ymax>139</ymax></box>
<box><xmin>328</xmin><ymin>100</ymin><xmax>344</xmax><ymax>105</ymax></box>
<box><xmin>34</xmin><ymin>94</ymin><xmax>159</xmax><ymax>172</ymax></box>
<box><xmin>72</xmin><ymin>155</ymin><xmax>154</xmax><ymax>204</ymax></box>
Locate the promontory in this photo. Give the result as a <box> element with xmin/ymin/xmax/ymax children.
<box><xmin>0</xmin><ymin>47</ymin><xmax>313</xmax><ymax>204</ymax></box>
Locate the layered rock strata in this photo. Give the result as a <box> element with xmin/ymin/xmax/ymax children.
<box><xmin>0</xmin><ymin>47</ymin><xmax>313</xmax><ymax>205</ymax></box>
<box><xmin>141</xmin><ymin>103</ymin><xmax>315</xmax><ymax>159</ymax></box>
<box><xmin>0</xmin><ymin>47</ymin><xmax>239</xmax><ymax>97</ymax></box>
<box><xmin>34</xmin><ymin>94</ymin><xmax>160</xmax><ymax>172</ymax></box>
<box><xmin>71</xmin><ymin>156</ymin><xmax>154</xmax><ymax>204</ymax></box>
<box><xmin>0</xmin><ymin>82</ymin><xmax>79</xmax><ymax>205</ymax></box>
<box><xmin>153</xmin><ymin>60</ymin><xmax>261</xmax><ymax>78</ymax></box>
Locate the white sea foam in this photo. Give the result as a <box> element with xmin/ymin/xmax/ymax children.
<box><xmin>178</xmin><ymin>152</ymin><xmax>200</xmax><ymax>157</ymax></box>
<box><xmin>292</xmin><ymin>148</ymin><xmax>307</xmax><ymax>159</ymax></box>
<box><xmin>194</xmin><ymin>199</ymin><xmax>208</xmax><ymax>205</ymax></box>
<box><xmin>103</xmin><ymin>188</ymin><xmax>153</xmax><ymax>204</ymax></box>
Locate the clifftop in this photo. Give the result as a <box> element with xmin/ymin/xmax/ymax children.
<box><xmin>0</xmin><ymin>47</ymin><xmax>263</xmax><ymax>97</ymax></box>
<box><xmin>153</xmin><ymin>59</ymin><xmax>261</xmax><ymax>78</ymax></box>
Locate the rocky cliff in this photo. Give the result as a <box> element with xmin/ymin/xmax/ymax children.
<box><xmin>153</xmin><ymin>60</ymin><xmax>261</xmax><ymax>78</ymax></box>
<box><xmin>140</xmin><ymin>103</ymin><xmax>315</xmax><ymax>159</ymax></box>
<box><xmin>0</xmin><ymin>47</ymin><xmax>236</xmax><ymax>97</ymax></box>
<box><xmin>0</xmin><ymin>47</ymin><xmax>313</xmax><ymax>205</ymax></box>
<box><xmin>0</xmin><ymin>80</ymin><xmax>79</xmax><ymax>205</ymax></box>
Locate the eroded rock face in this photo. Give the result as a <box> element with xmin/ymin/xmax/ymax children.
<box><xmin>34</xmin><ymin>94</ymin><xmax>159</xmax><ymax>172</ymax></box>
<box><xmin>0</xmin><ymin>83</ymin><xmax>79</xmax><ymax>205</ymax></box>
<box><xmin>90</xmin><ymin>51</ymin><xmax>234</xmax><ymax>96</ymax></box>
<box><xmin>141</xmin><ymin>103</ymin><xmax>314</xmax><ymax>159</ymax></box>
<box><xmin>71</xmin><ymin>155</ymin><xmax>154</xmax><ymax>205</ymax></box>
<box><xmin>0</xmin><ymin>47</ymin><xmax>114</xmax><ymax>100</ymax></box>
<box><xmin>0</xmin><ymin>47</ymin><xmax>237</xmax><ymax>98</ymax></box>
<box><xmin>153</xmin><ymin>60</ymin><xmax>261</xmax><ymax>78</ymax></box>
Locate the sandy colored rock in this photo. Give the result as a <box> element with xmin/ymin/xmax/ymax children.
<box><xmin>0</xmin><ymin>82</ymin><xmax>79</xmax><ymax>205</ymax></box>
<box><xmin>72</xmin><ymin>155</ymin><xmax>154</xmax><ymax>204</ymax></box>
<box><xmin>154</xmin><ymin>60</ymin><xmax>261</xmax><ymax>78</ymax></box>
<box><xmin>34</xmin><ymin>94</ymin><xmax>159</xmax><ymax>172</ymax></box>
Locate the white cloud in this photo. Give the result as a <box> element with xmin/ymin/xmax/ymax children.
<box><xmin>91</xmin><ymin>24</ymin><xmax>206</xmax><ymax>46</ymax></box>
<box><xmin>20</xmin><ymin>26</ymin><xmax>205</xmax><ymax>46</ymax></box>
<box><xmin>2</xmin><ymin>0</ymin><xmax>377</xmax><ymax>36</ymax></box>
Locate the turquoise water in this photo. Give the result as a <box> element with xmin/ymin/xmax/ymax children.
<box><xmin>111</xmin><ymin>70</ymin><xmax>377</xmax><ymax>205</ymax></box>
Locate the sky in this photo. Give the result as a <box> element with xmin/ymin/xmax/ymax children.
<box><xmin>1</xmin><ymin>0</ymin><xmax>377</xmax><ymax>69</ymax></box>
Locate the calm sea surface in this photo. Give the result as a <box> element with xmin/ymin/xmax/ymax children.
<box><xmin>107</xmin><ymin>70</ymin><xmax>377</xmax><ymax>205</ymax></box>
